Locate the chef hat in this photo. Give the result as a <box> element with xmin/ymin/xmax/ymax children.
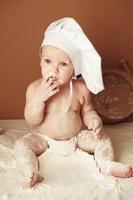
<box><xmin>41</xmin><ymin>17</ymin><xmax>104</xmax><ymax>94</ymax></box>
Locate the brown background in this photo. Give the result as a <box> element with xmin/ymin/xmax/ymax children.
<box><xmin>0</xmin><ymin>0</ymin><xmax>133</xmax><ymax>119</ymax></box>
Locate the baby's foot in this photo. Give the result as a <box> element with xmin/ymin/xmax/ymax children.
<box><xmin>109</xmin><ymin>164</ymin><xmax>133</xmax><ymax>178</ymax></box>
<box><xmin>25</xmin><ymin>171</ymin><xmax>44</xmax><ymax>187</ymax></box>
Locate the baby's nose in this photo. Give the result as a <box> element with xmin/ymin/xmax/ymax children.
<box><xmin>53</xmin><ymin>63</ymin><xmax>59</xmax><ymax>71</ymax></box>
<box><xmin>49</xmin><ymin>67</ymin><xmax>59</xmax><ymax>77</ymax></box>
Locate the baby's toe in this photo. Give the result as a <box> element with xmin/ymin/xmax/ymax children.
<box><xmin>24</xmin><ymin>172</ymin><xmax>44</xmax><ymax>187</ymax></box>
<box><xmin>25</xmin><ymin>176</ymin><xmax>33</xmax><ymax>187</ymax></box>
<box><xmin>30</xmin><ymin>172</ymin><xmax>44</xmax><ymax>187</ymax></box>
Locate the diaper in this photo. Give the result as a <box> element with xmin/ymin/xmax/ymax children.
<box><xmin>44</xmin><ymin>135</ymin><xmax>78</xmax><ymax>156</ymax></box>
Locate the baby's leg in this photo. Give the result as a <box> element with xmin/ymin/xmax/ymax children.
<box><xmin>14</xmin><ymin>132</ymin><xmax>48</xmax><ymax>187</ymax></box>
<box><xmin>77</xmin><ymin>130</ymin><xmax>133</xmax><ymax>178</ymax></box>
<box><xmin>77</xmin><ymin>130</ymin><xmax>97</xmax><ymax>154</ymax></box>
<box><xmin>95</xmin><ymin>136</ymin><xmax>133</xmax><ymax>178</ymax></box>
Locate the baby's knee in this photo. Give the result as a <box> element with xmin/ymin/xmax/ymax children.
<box><xmin>15</xmin><ymin>133</ymin><xmax>48</xmax><ymax>156</ymax></box>
<box><xmin>77</xmin><ymin>130</ymin><xmax>97</xmax><ymax>153</ymax></box>
<box><xmin>14</xmin><ymin>137</ymin><xmax>29</xmax><ymax>152</ymax></box>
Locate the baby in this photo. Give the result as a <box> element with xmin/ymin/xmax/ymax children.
<box><xmin>15</xmin><ymin>18</ymin><xmax>133</xmax><ymax>187</ymax></box>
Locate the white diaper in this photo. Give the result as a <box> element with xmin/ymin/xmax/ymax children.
<box><xmin>44</xmin><ymin>135</ymin><xmax>78</xmax><ymax>156</ymax></box>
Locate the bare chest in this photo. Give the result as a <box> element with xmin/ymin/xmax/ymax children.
<box><xmin>45</xmin><ymin>87</ymin><xmax>81</xmax><ymax>112</ymax></box>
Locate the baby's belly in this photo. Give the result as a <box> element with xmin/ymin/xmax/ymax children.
<box><xmin>37</xmin><ymin>111</ymin><xmax>82</xmax><ymax>140</ymax></box>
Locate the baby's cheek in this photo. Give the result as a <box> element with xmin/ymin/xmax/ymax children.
<box><xmin>58</xmin><ymin>73</ymin><xmax>72</xmax><ymax>85</ymax></box>
<box><xmin>41</xmin><ymin>72</ymin><xmax>46</xmax><ymax>79</ymax></box>
<box><xmin>41</xmin><ymin>68</ymin><xmax>48</xmax><ymax>78</ymax></box>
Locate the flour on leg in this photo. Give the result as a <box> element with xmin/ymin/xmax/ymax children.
<box><xmin>14</xmin><ymin>132</ymin><xmax>48</xmax><ymax>187</ymax></box>
<box><xmin>94</xmin><ymin>136</ymin><xmax>133</xmax><ymax>178</ymax></box>
<box><xmin>108</xmin><ymin>163</ymin><xmax>133</xmax><ymax>178</ymax></box>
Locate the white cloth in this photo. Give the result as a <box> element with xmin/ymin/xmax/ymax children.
<box><xmin>43</xmin><ymin>135</ymin><xmax>77</xmax><ymax>156</ymax></box>
<box><xmin>41</xmin><ymin>17</ymin><xmax>104</xmax><ymax>94</ymax></box>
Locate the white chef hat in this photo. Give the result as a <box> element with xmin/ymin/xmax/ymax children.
<box><xmin>41</xmin><ymin>17</ymin><xmax>104</xmax><ymax>94</ymax></box>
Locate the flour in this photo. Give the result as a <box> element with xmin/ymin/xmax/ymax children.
<box><xmin>0</xmin><ymin>121</ymin><xmax>133</xmax><ymax>200</ymax></box>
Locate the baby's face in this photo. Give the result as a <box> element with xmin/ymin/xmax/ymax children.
<box><xmin>40</xmin><ymin>45</ymin><xmax>74</xmax><ymax>85</ymax></box>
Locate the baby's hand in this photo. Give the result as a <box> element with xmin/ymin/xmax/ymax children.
<box><xmin>34</xmin><ymin>77</ymin><xmax>60</xmax><ymax>103</ymax></box>
<box><xmin>88</xmin><ymin>117</ymin><xmax>103</xmax><ymax>140</ymax></box>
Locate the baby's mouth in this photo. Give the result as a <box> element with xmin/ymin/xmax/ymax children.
<box><xmin>45</xmin><ymin>73</ymin><xmax>63</xmax><ymax>85</ymax></box>
<box><xmin>46</xmin><ymin>72</ymin><xmax>57</xmax><ymax>80</ymax></box>
<box><xmin>46</xmin><ymin>75</ymin><xmax>61</xmax><ymax>86</ymax></box>
<box><xmin>49</xmin><ymin>76</ymin><xmax>58</xmax><ymax>82</ymax></box>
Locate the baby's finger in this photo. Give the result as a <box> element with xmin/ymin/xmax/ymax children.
<box><xmin>88</xmin><ymin>121</ymin><xmax>93</xmax><ymax>130</ymax></box>
<box><xmin>94</xmin><ymin>128</ymin><xmax>103</xmax><ymax>140</ymax></box>
<box><xmin>93</xmin><ymin>120</ymin><xmax>101</xmax><ymax>130</ymax></box>
<box><xmin>40</xmin><ymin>77</ymin><xmax>53</xmax><ymax>87</ymax></box>
<box><xmin>89</xmin><ymin>119</ymin><xmax>99</xmax><ymax>130</ymax></box>
<box><xmin>49</xmin><ymin>82</ymin><xmax>60</xmax><ymax>90</ymax></box>
<box><xmin>49</xmin><ymin>88</ymin><xmax>60</xmax><ymax>97</ymax></box>
<box><xmin>46</xmin><ymin>77</ymin><xmax>55</xmax><ymax>86</ymax></box>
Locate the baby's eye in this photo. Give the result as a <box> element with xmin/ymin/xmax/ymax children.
<box><xmin>60</xmin><ymin>62</ymin><xmax>68</xmax><ymax>67</ymax></box>
<box><xmin>44</xmin><ymin>59</ymin><xmax>51</xmax><ymax>64</ymax></box>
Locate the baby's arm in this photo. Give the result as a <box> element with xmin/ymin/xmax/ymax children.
<box><xmin>81</xmin><ymin>83</ymin><xmax>103</xmax><ymax>139</ymax></box>
<box><xmin>24</xmin><ymin>77</ymin><xmax>59</xmax><ymax>126</ymax></box>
